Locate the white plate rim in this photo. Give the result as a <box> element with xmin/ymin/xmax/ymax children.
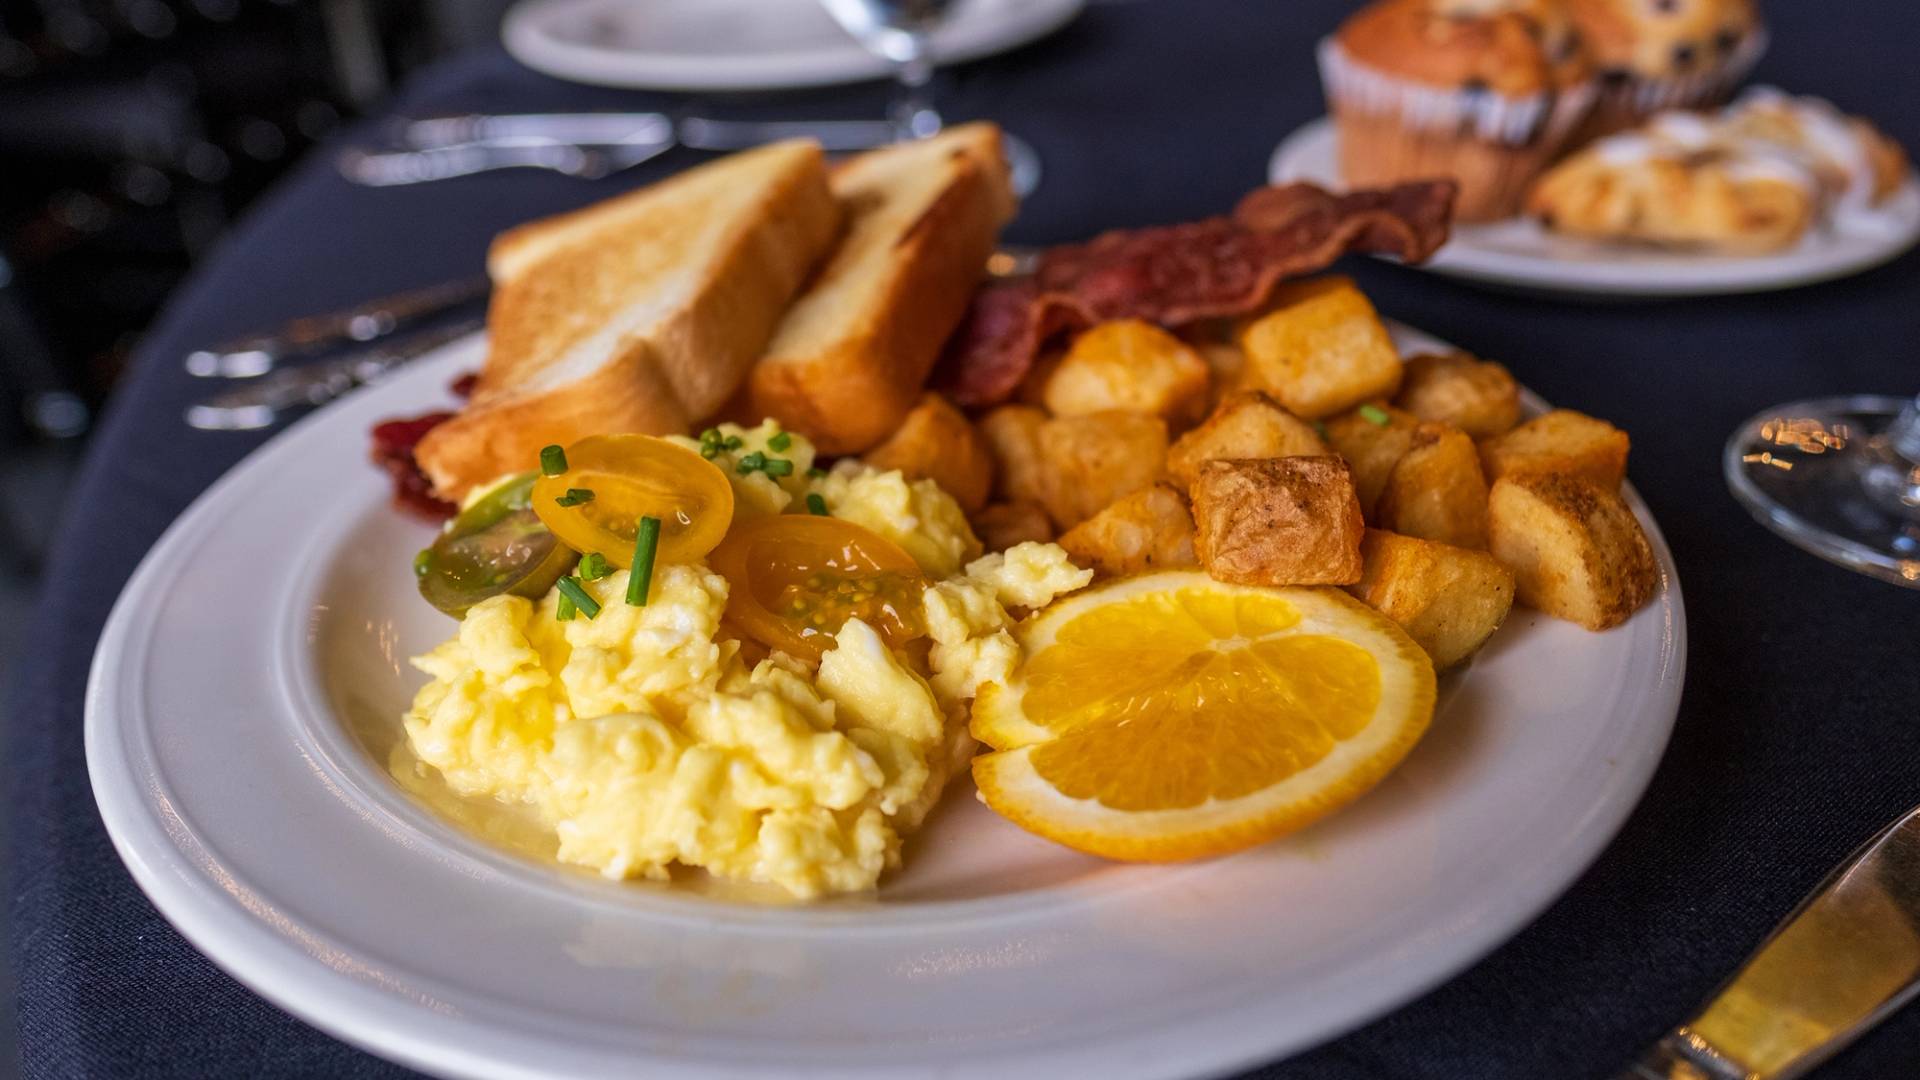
<box><xmin>1269</xmin><ymin>116</ymin><xmax>1920</xmax><ymax>298</ymax></box>
<box><xmin>85</xmin><ymin>326</ymin><xmax>1687</xmax><ymax>1080</ymax></box>
<box><xmin>501</xmin><ymin>0</ymin><xmax>1085</xmax><ymax>92</ymax></box>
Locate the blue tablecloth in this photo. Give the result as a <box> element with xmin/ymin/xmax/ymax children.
<box><xmin>11</xmin><ymin>1</ymin><xmax>1920</xmax><ymax>1076</ymax></box>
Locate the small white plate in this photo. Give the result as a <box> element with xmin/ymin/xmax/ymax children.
<box><xmin>503</xmin><ymin>0</ymin><xmax>1084</xmax><ymax>92</ymax></box>
<box><xmin>1270</xmin><ymin>117</ymin><xmax>1920</xmax><ymax>298</ymax></box>
<box><xmin>88</xmin><ymin>325</ymin><xmax>1684</xmax><ymax>1079</ymax></box>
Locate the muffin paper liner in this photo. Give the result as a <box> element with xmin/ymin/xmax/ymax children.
<box><xmin>1317</xmin><ymin>36</ymin><xmax>1596</xmax><ymax>149</ymax></box>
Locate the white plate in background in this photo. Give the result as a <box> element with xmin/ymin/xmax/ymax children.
<box><xmin>88</xmin><ymin>326</ymin><xmax>1684</xmax><ymax>1079</ymax></box>
<box><xmin>1271</xmin><ymin>117</ymin><xmax>1920</xmax><ymax>298</ymax></box>
<box><xmin>503</xmin><ymin>0</ymin><xmax>1084</xmax><ymax>92</ymax></box>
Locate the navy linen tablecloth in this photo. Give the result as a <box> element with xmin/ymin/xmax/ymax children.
<box><xmin>10</xmin><ymin>1</ymin><xmax>1920</xmax><ymax>1076</ymax></box>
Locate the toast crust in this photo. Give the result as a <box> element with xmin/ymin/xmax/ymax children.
<box><xmin>748</xmin><ymin>125</ymin><xmax>1017</xmax><ymax>455</ymax></box>
<box><xmin>416</xmin><ymin>141</ymin><xmax>840</xmax><ymax>499</ymax></box>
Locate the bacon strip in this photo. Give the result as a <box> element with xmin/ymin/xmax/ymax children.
<box><xmin>935</xmin><ymin>180</ymin><xmax>1456</xmax><ymax>407</ymax></box>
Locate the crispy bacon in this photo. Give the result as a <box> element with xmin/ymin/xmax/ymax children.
<box><xmin>368</xmin><ymin>369</ymin><xmax>481</xmax><ymax>520</ymax></box>
<box><xmin>935</xmin><ymin>180</ymin><xmax>1456</xmax><ymax>407</ymax></box>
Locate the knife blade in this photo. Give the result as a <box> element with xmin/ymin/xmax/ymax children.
<box><xmin>185</xmin><ymin>276</ymin><xmax>489</xmax><ymax>378</ymax></box>
<box><xmin>185</xmin><ymin>317</ymin><xmax>484</xmax><ymax>431</ymax></box>
<box><xmin>1616</xmin><ymin>803</ymin><xmax>1920</xmax><ymax>1080</ymax></box>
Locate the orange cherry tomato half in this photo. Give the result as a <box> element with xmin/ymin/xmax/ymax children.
<box><xmin>531</xmin><ymin>435</ymin><xmax>733</xmax><ymax>567</ymax></box>
<box><xmin>709</xmin><ymin>514</ymin><xmax>927</xmax><ymax>663</ymax></box>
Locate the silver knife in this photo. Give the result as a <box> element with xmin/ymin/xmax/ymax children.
<box><xmin>1617</xmin><ymin>802</ymin><xmax>1920</xmax><ymax>1080</ymax></box>
<box><xmin>400</xmin><ymin>112</ymin><xmax>896</xmax><ymax>154</ymax></box>
<box><xmin>185</xmin><ymin>277</ymin><xmax>489</xmax><ymax>378</ymax></box>
<box><xmin>185</xmin><ymin>317</ymin><xmax>484</xmax><ymax>431</ymax></box>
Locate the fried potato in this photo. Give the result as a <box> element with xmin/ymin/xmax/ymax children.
<box><xmin>861</xmin><ymin>393</ymin><xmax>994</xmax><ymax>513</ymax></box>
<box><xmin>1236</xmin><ymin>276</ymin><xmax>1403</xmax><ymax>419</ymax></box>
<box><xmin>1394</xmin><ymin>352</ymin><xmax>1522</xmax><ymax>438</ymax></box>
<box><xmin>1375</xmin><ymin>424</ymin><xmax>1491</xmax><ymax>548</ymax></box>
<box><xmin>1189</xmin><ymin>456</ymin><xmax>1364</xmax><ymax>586</ymax></box>
<box><xmin>1488</xmin><ymin>473</ymin><xmax>1657</xmax><ymax>631</ymax></box>
<box><xmin>1346</xmin><ymin>529</ymin><xmax>1514</xmax><ymax>670</ymax></box>
<box><xmin>979</xmin><ymin>404</ymin><xmax>1050</xmax><ymax>505</ymax></box>
<box><xmin>1323</xmin><ymin>402</ymin><xmax>1421</xmax><ymax>516</ymax></box>
<box><xmin>1478</xmin><ymin>409</ymin><xmax>1630</xmax><ymax>490</ymax></box>
<box><xmin>1165</xmin><ymin>390</ymin><xmax>1329</xmax><ymax>493</ymax></box>
<box><xmin>1058</xmin><ymin>483</ymin><xmax>1198</xmax><ymax>577</ymax></box>
<box><xmin>973</xmin><ymin>500</ymin><xmax>1054</xmax><ymax>551</ymax></box>
<box><xmin>1043</xmin><ymin>320</ymin><xmax>1211</xmax><ymax>426</ymax></box>
<box><xmin>1034</xmin><ymin>411</ymin><xmax>1170</xmax><ymax>529</ymax></box>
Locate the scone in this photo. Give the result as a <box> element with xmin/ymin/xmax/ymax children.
<box><xmin>1319</xmin><ymin>0</ymin><xmax>1597</xmax><ymax>222</ymax></box>
<box><xmin>1567</xmin><ymin>0</ymin><xmax>1766</xmax><ymax>142</ymax></box>
<box><xmin>1527</xmin><ymin>89</ymin><xmax>1909</xmax><ymax>253</ymax></box>
<box><xmin>1527</xmin><ymin>116</ymin><xmax>1816</xmax><ymax>253</ymax></box>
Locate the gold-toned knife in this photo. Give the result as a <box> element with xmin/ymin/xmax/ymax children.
<box><xmin>1618</xmin><ymin>803</ymin><xmax>1920</xmax><ymax>1079</ymax></box>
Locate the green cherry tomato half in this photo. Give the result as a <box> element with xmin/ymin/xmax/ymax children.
<box><xmin>416</xmin><ymin>472</ymin><xmax>577</xmax><ymax>618</ymax></box>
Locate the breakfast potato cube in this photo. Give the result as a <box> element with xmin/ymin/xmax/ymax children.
<box><xmin>1323</xmin><ymin>402</ymin><xmax>1421</xmax><ymax>516</ymax></box>
<box><xmin>1165</xmin><ymin>390</ymin><xmax>1329</xmax><ymax>492</ymax></box>
<box><xmin>1043</xmin><ymin>319</ymin><xmax>1211</xmax><ymax>426</ymax></box>
<box><xmin>1488</xmin><ymin>473</ymin><xmax>1657</xmax><ymax>631</ymax></box>
<box><xmin>979</xmin><ymin>405</ymin><xmax>1050</xmax><ymax>506</ymax></box>
<box><xmin>1478</xmin><ymin>409</ymin><xmax>1630</xmax><ymax>490</ymax></box>
<box><xmin>1236</xmin><ymin>276</ymin><xmax>1403</xmax><ymax>419</ymax></box>
<box><xmin>1189</xmin><ymin>456</ymin><xmax>1364</xmax><ymax>586</ymax></box>
<box><xmin>862</xmin><ymin>393</ymin><xmax>994</xmax><ymax>513</ymax></box>
<box><xmin>1035</xmin><ymin>411</ymin><xmax>1170</xmax><ymax>529</ymax></box>
<box><xmin>1058</xmin><ymin>483</ymin><xmax>1198</xmax><ymax>577</ymax></box>
<box><xmin>1375</xmin><ymin>425</ymin><xmax>1491</xmax><ymax>548</ymax></box>
<box><xmin>1394</xmin><ymin>352</ymin><xmax>1523</xmax><ymax>439</ymax></box>
<box><xmin>1346</xmin><ymin>529</ymin><xmax>1515</xmax><ymax>670</ymax></box>
<box><xmin>973</xmin><ymin>501</ymin><xmax>1054</xmax><ymax>551</ymax></box>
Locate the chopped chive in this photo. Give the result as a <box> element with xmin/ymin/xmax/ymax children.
<box><xmin>1358</xmin><ymin>404</ymin><xmax>1391</xmax><ymax>427</ymax></box>
<box><xmin>807</xmin><ymin>466</ymin><xmax>827</xmax><ymax>479</ymax></box>
<box><xmin>554</xmin><ymin>487</ymin><xmax>595</xmax><ymax>507</ymax></box>
<box><xmin>556</xmin><ymin>591</ymin><xmax>577</xmax><ymax>621</ymax></box>
<box><xmin>540</xmin><ymin>445</ymin><xmax>568</xmax><ymax>475</ymax></box>
<box><xmin>722</xmin><ymin>435</ymin><xmax>743</xmax><ymax>450</ymax></box>
<box><xmin>735</xmin><ymin>451</ymin><xmax>768</xmax><ymax>475</ymax></box>
<box><xmin>578</xmin><ymin>552</ymin><xmax>611</xmax><ymax>581</ymax></box>
<box><xmin>698</xmin><ymin>427</ymin><xmax>721</xmax><ymax>445</ymax></box>
<box><xmin>556</xmin><ymin>576</ymin><xmax>600</xmax><ymax>619</ymax></box>
<box><xmin>699</xmin><ymin>444</ymin><xmax>719</xmax><ymax>460</ymax></box>
<box><xmin>412</xmin><ymin>549</ymin><xmax>432</xmax><ymax>578</ymax></box>
<box><xmin>806</xmin><ymin>493</ymin><xmax>828</xmax><ymax>516</ymax></box>
<box><xmin>627</xmin><ymin>516</ymin><xmax>661</xmax><ymax>605</ymax></box>
<box><xmin>767</xmin><ymin>431</ymin><xmax>792</xmax><ymax>452</ymax></box>
<box><xmin>762</xmin><ymin>458</ymin><xmax>793</xmax><ymax>478</ymax></box>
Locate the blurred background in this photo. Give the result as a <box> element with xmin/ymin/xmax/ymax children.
<box><xmin>0</xmin><ymin>0</ymin><xmax>516</xmax><ymax>697</ymax></box>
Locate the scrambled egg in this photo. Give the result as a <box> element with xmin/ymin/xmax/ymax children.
<box><xmin>401</xmin><ymin>426</ymin><xmax>1092</xmax><ymax>898</ymax></box>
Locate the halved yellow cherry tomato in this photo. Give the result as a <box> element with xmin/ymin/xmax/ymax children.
<box><xmin>709</xmin><ymin>514</ymin><xmax>926</xmax><ymax>663</ymax></box>
<box><xmin>531</xmin><ymin>435</ymin><xmax>733</xmax><ymax>567</ymax></box>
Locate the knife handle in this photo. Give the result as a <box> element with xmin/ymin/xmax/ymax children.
<box><xmin>1616</xmin><ymin>804</ymin><xmax>1920</xmax><ymax>1080</ymax></box>
<box><xmin>185</xmin><ymin>276</ymin><xmax>488</xmax><ymax>378</ymax></box>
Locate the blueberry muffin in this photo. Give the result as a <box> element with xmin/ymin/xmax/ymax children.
<box><xmin>1567</xmin><ymin>0</ymin><xmax>1766</xmax><ymax>142</ymax></box>
<box><xmin>1320</xmin><ymin>0</ymin><xmax>1597</xmax><ymax>221</ymax></box>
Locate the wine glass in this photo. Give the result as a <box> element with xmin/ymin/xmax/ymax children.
<box><xmin>1725</xmin><ymin>394</ymin><xmax>1920</xmax><ymax>588</ymax></box>
<box><xmin>815</xmin><ymin>0</ymin><xmax>1043</xmax><ymax>196</ymax></box>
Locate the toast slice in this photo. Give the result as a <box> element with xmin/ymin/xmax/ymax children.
<box><xmin>745</xmin><ymin>123</ymin><xmax>1018</xmax><ymax>455</ymax></box>
<box><xmin>415</xmin><ymin>140</ymin><xmax>842</xmax><ymax>499</ymax></box>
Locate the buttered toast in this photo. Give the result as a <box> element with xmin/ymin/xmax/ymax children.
<box><xmin>415</xmin><ymin>140</ymin><xmax>841</xmax><ymax>500</ymax></box>
<box><xmin>746</xmin><ymin>124</ymin><xmax>1018</xmax><ymax>454</ymax></box>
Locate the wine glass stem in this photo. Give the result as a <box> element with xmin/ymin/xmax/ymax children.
<box><xmin>890</xmin><ymin>31</ymin><xmax>941</xmax><ymax>141</ymax></box>
<box><xmin>1890</xmin><ymin>394</ymin><xmax>1920</xmax><ymax>462</ymax></box>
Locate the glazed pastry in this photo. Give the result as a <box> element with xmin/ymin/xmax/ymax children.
<box><xmin>1319</xmin><ymin>0</ymin><xmax>1597</xmax><ymax>221</ymax></box>
<box><xmin>1567</xmin><ymin>0</ymin><xmax>1766</xmax><ymax>141</ymax></box>
<box><xmin>1527</xmin><ymin>89</ymin><xmax>1909</xmax><ymax>253</ymax></box>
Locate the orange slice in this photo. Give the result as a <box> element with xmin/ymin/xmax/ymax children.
<box><xmin>972</xmin><ymin>571</ymin><xmax>1435</xmax><ymax>861</ymax></box>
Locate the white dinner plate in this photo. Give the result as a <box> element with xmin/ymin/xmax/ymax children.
<box><xmin>502</xmin><ymin>0</ymin><xmax>1084</xmax><ymax>92</ymax></box>
<box><xmin>88</xmin><ymin>325</ymin><xmax>1684</xmax><ymax>1079</ymax></box>
<box><xmin>1270</xmin><ymin>117</ymin><xmax>1920</xmax><ymax>298</ymax></box>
